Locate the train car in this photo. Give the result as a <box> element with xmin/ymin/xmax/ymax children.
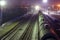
<box><xmin>39</xmin><ymin>11</ymin><xmax>57</xmax><ymax>40</ymax></box>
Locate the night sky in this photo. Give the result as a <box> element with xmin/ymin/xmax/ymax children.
<box><xmin>6</xmin><ymin>0</ymin><xmax>60</xmax><ymax>8</ymax></box>
<box><xmin>7</xmin><ymin>0</ymin><xmax>60</xmax><ymax>5</ymax></box>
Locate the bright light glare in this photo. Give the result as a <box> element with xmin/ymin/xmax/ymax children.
<box><xmin>0</xmin><ymin>1</ymin><xmax>6</xmax><ymax>7</ymax></box>
<box><xmin>43</xmin><ymin>0</ymin><xmax>47</xmax><ymax>3</ymax></box>
<box><xmin>35</xmin><ymin>5</ymin><xmax>40</xmax><ymax>10</ymax></box>
<box><xmin>57</xmin><ymin>4</ymin><xmax>60</xmax><ymax>7</ymax></box>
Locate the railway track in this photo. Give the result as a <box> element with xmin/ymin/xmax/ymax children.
<box><xmin>20</xmin><ymin>14</ymin><xmax>38</xmax><ymax>40</ymax></box>
<box><xmin>0</xmin><ymin>14</ymin><xmax>32</xmax><ymax>40</ymax></box>
<box><xmin>0</xmin><ymin>14</ymin><xmax>38</xmax><ymax>40</ymax></box>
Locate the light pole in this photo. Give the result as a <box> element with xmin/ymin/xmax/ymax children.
<box><xmin>0</xmin><ymin>0</ymin><xmax>6</xmax><ymax>25</ymax></box>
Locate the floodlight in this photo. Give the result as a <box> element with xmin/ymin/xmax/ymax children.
<box><xmin>42</xmin><ymin>0</ymin><xmax>48</xmax><ymax>3</ymax></box>
<box><xmin>35</xmin><ymin>5</ymin><xmax>40</xmax><ymax>10</ymax></box>
<box><xmin>0</xmin><ymin>1</ymin><xmax>6</xmax><ymax>7</ymax></box>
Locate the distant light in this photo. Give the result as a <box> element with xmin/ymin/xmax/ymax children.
<box><xmin>42</xmin><ymin>0</ymin><xmax>48</xmax><ymax>3</ymax></box>
<box><xmin>57</xmin><ymin>4</ymin><xmax>60</xmax><ymax>7</ymax></box>
<box><xmin>35</xmin><ymin>5</ymin><xmax>40</xmax><ymax>10</ymax></box>
<box><xmin>0</xmin><ymin>1</ymin><xmax>6</xmax><ymax>7</ymax></box>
